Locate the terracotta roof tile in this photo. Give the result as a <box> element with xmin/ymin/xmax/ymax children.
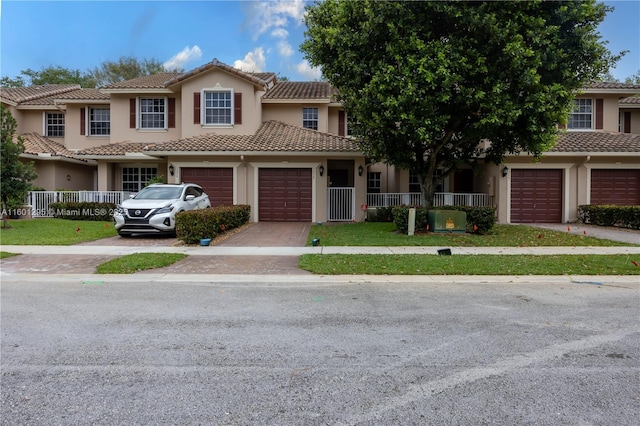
<box><xmin>77</xmin><ymin>142</ymin><xmax>159</xmax><ymax>156</ymax></box>
<box><xmin>1</xmin><ymin>84</ymin><xmax>81</xmax><ymax>105</ymax></box>
<box><xmin>164</xmin><ymin>59</ymin><xmax>276</xmax><ymax>88</ymax></box>
<box><xmin>54</xmin><ymin>88</ymin><xmax>110</xmax><ymax>101</ymax></box>
<box><xmin>585</xmin><ymin>81</ymin><xmax>640</xmax><ymax>90</ymax></box>
<box><xmin>143</xmin><ymin>120</ymin><xmax>359</xmax><ymax>153</ymax></box>
<box><xmin>620</xmin><ymin>96</ymin><xmax>640</xmax><ymax>105</ymax></box>
<box><xmin>263</xmin><ymin>81</ymin><xmax>338</xmax><ymax>100</ymax></box>
<box><xmin>99</xmin><ymin>72</ymin><xmax>182</xmax><ymax>90</ymax></box>
<box><xmin>18</xmin><ymin>133</ymin><xmax>79</xmax><ymax>158</ymax></box>
<box><xmin>551</xmin><ymin>131</ymin><xmax>640</xmax><ymax>153</ymax></box>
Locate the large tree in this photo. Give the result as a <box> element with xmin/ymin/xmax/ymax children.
<box><xmin>88</xmin><ymin>56</ymin><xmax>172</xmax><ymax>87</ymax></box>
<box><xmin>302</xmin><ymin>0</ymin><xmax>620</xmax><ymax>208</ymax></box>
<box><xmin>1</xmin><ymin>105</ymin><xmax>37</xmax><ymax>228</ymax></box>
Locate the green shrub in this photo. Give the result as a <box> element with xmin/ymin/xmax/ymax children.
<box><xmin>392</xmin><ymin>206</ymin><xmax>429</xmax><ymax>234</ymax></box>
<box><xmin>368</xmin><ymin>206</ymin><xmax>394</xmax><ymax>222</ymax></box>
<box><xmin>578</xmin><ymin>205</ymin><xmax>640</xmax><ymax>229</ymax></box>
<box><xmin>175</xmin><ymin>204</ymin><xmax>251</xmax><ymax>244</ymax></box>
<box><xmin>48</xmin><ymin>202</ymin><xmax>116</xmax><ymax>221</ymax></box>
<box><xmin>391</xmin><ymin>205</ymin><xmax>496</xmax><ymax>235</ymax></box>
<box><xmin>439</xmin><ymin>205</ymin><xmax>496</xmax><ymax>234</ymax></box>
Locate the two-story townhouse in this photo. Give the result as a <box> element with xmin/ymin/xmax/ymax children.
<box><xmin>73</xmin><ymin>59</ymin><xmax>365</xmax><ymax>223</ymax></box>
<box><xmin>3</xmin><ymin>60</ymin><xmax>639</xmax><ymax>225</ymax></box>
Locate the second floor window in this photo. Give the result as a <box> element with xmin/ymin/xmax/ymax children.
<box><xmin>46</xmin><ymin>112</ymin><xmax>65</xmax><ymax>137</ymax></box>
<box><xmin>140</xmin><ymin>98</ymin><xmax>166</xmax><ymax>129</ymax></box>
<box><xmin>567</xmin><ymin>99</ymin><xmax>592</xmax><ymax>130</ymax></box>
<box><xmin>204</xmin><ymin>91</ymin><xmax>232</xmax><ymax>125</ymax></box>
<box><xmin>303</xmin><ymin>107</ymin><xmax>318</xmax><ymax>130</ymax></box>
<box><xmin>90</xmin><ymin>107</ymin><xmax>110</xmax><ymax>136</ymax></box>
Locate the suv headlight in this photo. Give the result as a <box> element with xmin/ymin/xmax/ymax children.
<box><xmin>115</xmin><ymin>206</ymin><xmax>124</xmax><ymax>215</ymax></box>
<box><xmin>155</xmin><ymin>205</ymin><xmax>175</xmax><ymax>214</ymax></box>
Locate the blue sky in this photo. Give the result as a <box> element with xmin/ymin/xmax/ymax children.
<box><xmin>1</xmin><ymin>0</ymin><xmax>638</xmax><ymax>83</ymax></box>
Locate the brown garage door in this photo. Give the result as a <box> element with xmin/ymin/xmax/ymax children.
<box><xmin>511</xmin><ymin>169</ymin><xmax>563</xmax><ymax>223</ymax></box>
<box><xmin>259</xmin><ymin>168</ymin><xmax>312</xmax><ymax>222</ymax></box>
<box><xmin>591</xmin><ymin>169</ymin><xmax>640</xmax><ymax>205</ymax></box>
<box><xmin>181</xmin><ymin>168</ymin><xmax>233</xmax><ymax>207</ymax></box>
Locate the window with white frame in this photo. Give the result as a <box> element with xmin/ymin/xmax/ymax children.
<box><xmin>139</xmin><ymin>98</ymin><xmax>166</xmax><ymax>129</ymax></box>
<box><xmin>367</xmin><ymin>172</ymin><xmax>381</xmax><ymax>193</ymax></box>
<box><xmin>203</xmin><ymin>90</ymin><xmax>232</xmax><ymax>125</ymax></box>
<box><xmin>122</xmin><ymin>167</ymin><xmax>157</xmax><ymax>192</ymax></box>
<box><xmin>567</xmin><ymin>99</ymin><xmax>592</xmax><ymax>130</ymax></box>
<box><xmin>45</xmin><ymin>112</ymin><xmax>65</xmax><ymax>137</ymax></box>
<box><xmin>90</xmin><ymin>107</ymin><xmax>110</xmax><ymax>136</ymax></box>
<box><xmin>303</xmin><ymin>107</ymin><xmax>318</xmax><ymax>130</ymax></box>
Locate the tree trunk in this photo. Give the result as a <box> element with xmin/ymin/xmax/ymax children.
<box><xmin>1</xmin><ymin>200</ymin><xmax>9</xmax><ymax>229</ymax></box>
<box><xmin>420</xmin><ymin>173</ymin><xmax>435</xmax><ymax>210</ymax></box>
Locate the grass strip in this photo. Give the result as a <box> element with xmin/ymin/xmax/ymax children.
<box><xmin>0</xmin><ymin>251</ymin><xmax>19</xmax><ymax>259</ymax></box>
<box><xmin>307</xmin><ymin>223</ymin><xmax>637</xmax><ymax>247</ymax></box>
<box><xmin>298</xmin><ymin>254</ymin><xmax>640</xmax><ymax>275</ymax></box>
<box><xmin>0</xmin><ymin>219</ymin><xmax>117</xmax><ymax>245</ymax></box>
<box><xmin>95</xmin><ymin>253</ymin><xmax>187</xmax><ymax>274</ymax></box>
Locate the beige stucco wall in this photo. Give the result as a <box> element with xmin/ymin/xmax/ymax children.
<box><xmin>63</xmin><ymin>104</ymin><xmax>112</xmax><ymax>151</ymax></box>
<box><xmin>622</xmin><ymin>108</ymin><xmax>640</xmax><ymax>134</ymax></box>
<box><xmin>12</xmin><ymin>109</ymin><xmax>57</xmax><ymax>137</ymax></box>
<box><xmin>109</xmin><ymin>94</ymin><xmax>182</xmax><ymax>143</ymax></box>
<box><xmin>179</xmin><ymin>70</ymin><xmax>264</xmax><ymax>138</ymax></box>
<box><xmin>27</xmin><ymin>159</ymin><xmax>95</xmax><ymax>191</ymax></box>
<box><xmin>262</xmin><ymin>103</ymin><xmax>330</xmax><ymax>133</ymax></box>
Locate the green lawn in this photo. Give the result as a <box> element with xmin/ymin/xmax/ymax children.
<box><xmin>299</xmin><ymin>254</ymin><xmax>640</xmax><ymax>275</ymax></box>
<box><xmin>95</xmin><ymin>253</ymin><xmax>187</xmax><ymax>274</ymax></box>
<box><xmin>306</xmin><ymin>222</ymin><xmax>637</xmax><ymax>247</ymax></box>
<box><xmin>0</xmin><ymin>251</ymin><xmax>18</xmax><ymax>259</ymax></box>
<box><xmin>0</xmin><ymin>218</ymin><xmax>117</xmax><ymax>245</ymax></box>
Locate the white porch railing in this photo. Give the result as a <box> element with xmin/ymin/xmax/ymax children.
<box><xmin>367</xmin><ymin>192</ymin><xmax>494</xmax><ymax>208</ymax></box>
<box><xmin>26</xmin><ymin>191</ymin><xmax>134</xmax><ymax>217</ymax></box>
<box><xmin>328</xmin><ymin>187</ymin><xmax>355</xmax><ymax>221</ymax></box>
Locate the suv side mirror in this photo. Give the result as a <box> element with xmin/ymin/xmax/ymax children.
<box><xmin>186</xmin><ymin>195</ymin><xmax>195</xmax><ymax>201</ymax></box>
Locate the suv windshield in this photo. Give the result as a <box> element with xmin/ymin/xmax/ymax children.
<box><xmin>134</xmin><ymin>187</ymin><xmax>184</xmax><ymax>200</ymax></box>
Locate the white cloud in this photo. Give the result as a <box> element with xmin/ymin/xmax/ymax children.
<box><xmin>247</xmin><ymin>0</ymin><xmax>306</xmax><ymax>40</ymax></box>
<box><xmin>277</xmin><ymin>40</ymin><xmax>294</xmax><ymax>57</ymax></box>
<box><xmin>296</xmin><ymin>60</ymin><xmax>322</xmax><ymax>80</ymax></box>
<box><xmin>233</xmin><ymin>47</ymin><xmax>267</xmax><ymax>72</ymax></box>
<box><xmin>163</xmin><ymin>45</ymin><xmax>202</xmax><ymax>70</ymax></box>
<box><xmin>271</xmin><ymin>28</ymin><xmax>289</xmax><ymax>39</ymax></box>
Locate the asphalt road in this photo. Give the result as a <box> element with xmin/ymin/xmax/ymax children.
<box><xmin>1</xmin><ymin>277</ymin><xmax>638</xmax><ymax>425</ymax></box>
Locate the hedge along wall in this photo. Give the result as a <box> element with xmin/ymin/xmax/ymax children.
<box><xmin>175</xmin><ymin>205</ymin><xmax>251</xmax><ymax>244</ymax></box>
<box><xmin>578</xmin><ymin>205</ymin><xmax>640</xmax><ymax>230</ymax></box>
<box><xmin>390</xmin><ymin>205</ymin><xmax>496</xmax><ymax>235</ymax></box>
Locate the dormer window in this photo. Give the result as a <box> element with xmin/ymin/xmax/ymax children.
<box><xmin>567</xmin><ymin>99</ymin><xmax>592</xmax><ymax>130</ymax></box>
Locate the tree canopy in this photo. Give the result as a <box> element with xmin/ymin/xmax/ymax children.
<box><xmin>301</xmin><ymin>0</ymin><xmax>621</xmax><ymax>207</ymax></box>
<box><xmin>1</xmin><ymin>105</ymin><xmax>37</xmax><ymax>227</ymax></box>
<box><xmin>0</xmin><ymin>56</ymin><xmax>176</xmax><ymax>88</ymax></box>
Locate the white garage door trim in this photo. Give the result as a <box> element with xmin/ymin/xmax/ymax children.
<box><xmin>505</xmin><ymin>163</ymin><xmax>572</xmax><ymax>224</ymax></box>
<box><xmin>250</xmin><ymin>162</ymin><xmax>320</xmax><ymax>223</ymax></box>
<box><xmin>172</xmin><ymin>161</ymin><xmax>241</xmax><ymax>205</ymax></box>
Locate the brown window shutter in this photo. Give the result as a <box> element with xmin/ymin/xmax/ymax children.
<box><xmin>338</xmin><ymin>111</ymin><xmax>345</xmax><ymax>136</ymax></box>
<box><xmin>168</xmin><ymin>98</ymin><xmax>176</xmax><ymax>128</ymax></box>
<box><xmin>193</xmin><ymin>92</ymin><xmax>201</xmax><ymax>124</ymax></box>
<box><xmin>624</xmin><ymin>112</ymin><xmax>631</xmax><ymax>133</ymax></box>
<box><xmin>595</xmin><ymin>98</ymin><xmax>603</xmax><ymax>129</ymax></box>
<box><xmin>130</xmin><ymin>98</ymin><xmax>136</xmax><ymax>128</ymax></box>
<box><xmin>234</xmin><ymin>93</ymin><xmax>242</xmax><ymax>125</ymax></box>
<box><xmin>80</xmin><ymin>108</ymin><xmax>86</xmax><ymax>135</ymax></box>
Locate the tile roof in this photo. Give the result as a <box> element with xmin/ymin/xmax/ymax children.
<box><xmin>620</xmin><ymin>96</ymin><xmax>640</xmax><ymax>105</ymax></box>
<box><xmin>76</xmin><ymin>141</ymin><xmax>160</xmax><ymax>156</ymax></box>
<box><xmin>53</xmin><ymin>88</ymin><xmax>110</xmax><ymax>101</ymax></box>
<box><xmin>551</xmin><ymin>131</ymin><xmax>640</xmax><ymax>153</ymax></box>
<box><xmin>585</xmin><ymin>81</ymin><xmax>640</xmax><ymax>90</ymax></box>
<box><xmin>99</xmin><ymin>72</ymin><xmax>182</xmax><ymax>90</ymax></box>
<box><xmin>1</xmin><ymin>85</ymin><xmax>81</xmax><ymax>105</ymax></box>
<box><xmin>143</xmin><ymin>120</ymin><xmax>359</xmax><ymax>154</ymax></box>
<box><xmin>18</xmin><ymin>133</ymin><xmax>80</xmax><ymax>158</ymax></box>
<box><xmin>263</xmin><ymin>81</ymin><xmax>338</xmax><ymax>100</ymax></box>
<box><xmin>164</xmin><ymin>59</ymin><xmax>276</xmax><ymax>88</ymax></box>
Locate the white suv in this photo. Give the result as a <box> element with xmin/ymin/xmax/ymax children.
<box><xmin>114</xmin><ymin>183</ymin><xmax>211</xmax><ymax>237</ymax></box>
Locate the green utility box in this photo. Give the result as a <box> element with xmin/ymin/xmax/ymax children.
<box><xmin>428</xmin><ymin>210</ymin><xmax>467</xmax><ymax>233</ymax></box>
